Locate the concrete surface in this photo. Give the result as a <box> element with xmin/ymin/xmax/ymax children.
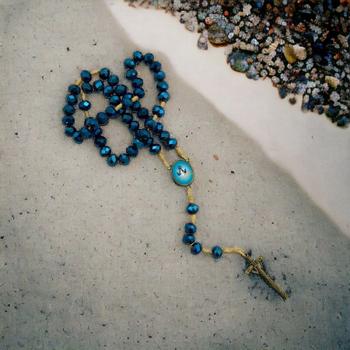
<box><xmin>0</xmin><ymin>1</ymin><xmax>349</xmax><ymax>349</ymax></box>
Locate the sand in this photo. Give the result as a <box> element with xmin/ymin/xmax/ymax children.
<box><xmin>0</xmin><ymin>0</ymin><xmax>349</xmax><ymax>349</ymax></box>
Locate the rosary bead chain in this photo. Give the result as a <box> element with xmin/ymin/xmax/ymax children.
<box><xmin>61</xmin><ymin>51</ymin><xmax>288</xmax><ymax>301</ymax></box>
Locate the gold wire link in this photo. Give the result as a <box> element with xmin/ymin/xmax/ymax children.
<box><xmin>223</xmin><ymin>246</ymin><xmax>246</xmax><ymax>257</ymax></box>
<box><xmin>132</xmin><ymin>96</ymin><xmax>139</xmax><ymax>102</ymax></box>
<box><xmin>186</xmin><ymin>186</ymin><xmax>194</xmax><ymax>203</ymax></box>
<box><xmin>191</xmin><ymin>214</ymin><xmax>196</xmax><ymax>224</ymax></box>
<box><xmin>91</xmin><ymin>69</ymin><xmax>99</xmax><ymax>75</ymax></box>
<box><xmin>115</xmin><ymin>103</ymin><xmax>123</xmax><ymax>111</ymax></box>
<box><xmin>160</xmin><ymin>101</ymin><xmax>166</xmax><ymax>108</ymax></box>
<box><xmin>152</xmin><ymin>114</ymin><xmax>159</xmax><ymax>121</ymax></box>
<box><xmin>175</xmin><ymin>146</ymin><xmax>190</xmax><ymax>162</ymax></box>
<box><xmin>157</xmin><ymin>150</ymin><xmax>171</xmax><ymax>170</ymax></box>
<box><xmin>75</xmin><ymin>78</ymin><xmax>82</xmax><ymax>86</ymax></box>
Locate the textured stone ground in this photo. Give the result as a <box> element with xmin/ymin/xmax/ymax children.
<box><xmin>0</xmin><ymin>1</ymin><xmax>349</xmax><ymax>349</ymax></box>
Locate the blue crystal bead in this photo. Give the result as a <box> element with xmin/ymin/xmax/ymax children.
<box><xmin>94</xmin><ymin>136</ymin><xmax>107</xmax><ymax>148</ymax></box>
<box><xmin>212</xmin><ymin>246</ymin><xmax>223</xmax><ymax>259</ymax></box>
<box><xmin>82</xmin><ymin>82</ymin><xmax>93</xmax><ymax>94</ymax></box>
<box><xmin>191</xmin><ymin>242</ymin><xmax>202</xmax><ymax>255</ymax></box>
<box><xmin>109</xmin><ymin>95</ymin><xmax>120</xmax><ymax>106</ymax></box>
<box><xmin>160</xmin><ymin>130</ymin><xmax>170</xmax><ymax>141</ymax></box>
<box><xmin>124</xmin><ymin>58</ymin><xmax>136</xmax><ymax>69</ymax></box>
<box><xmin>171</xmin><ymin>160</ymin><xmax>194</xmax><ymax>186</ymax></box>
<box><xmin>80</xmin><ymin>70</ymin><xmax>91</xmax><ymax>82</ymax></box>
<box><xmin>166</xmin><ymin>138</ymin><xmax>177</xmax><ymax>149</ymax></box>
<box><xmin>132</xmin><ymin>101</ymin><xmax>141</xmax><ymax>111</ymax></box>
<box><xmin>100</xmin><ymin>146</ymin><xmax>111</xmax><ymax>157</ymax></box>
<box><xmin>150</xmin><ymin>61</ymin><xmax>162</xmax><ymax>72</ymax></box>
<box><xmin>149</xmin><ymin>144</ymin><xmax>161</xmax><ymax>154</ymax></box>
<box><xmin>186</xmin><ymin>203</ymin><xmax>199</xmax><ymax>214</ymax></box>
<box><xmin>145</xmin><ymin>119</ymin><xmax>156</xmax><ymax>130</ymax></box>
<box><xmin>126</xmin><ymin>145</ymin><xmax>138</xmax><ymax>157</ymax></box>
<box><xmin>93</xmin><ymin>79</ymin><xmax>104</xmax><ymax>91</ymax></box>
<box><xmin>114</xmin><ymin>84</ymin><xmax>127</xmax><ymax>96</ymax></box>
<box><xmin>133</xmin><ymin>50</ymin><xmax>143</xmax><ymax>62</ymax></box>
<box><xmin>157</xmin><ymin>81</ymin><xmax>169</xmax><ymax>91</ymax></box>
<box><xmin>80</xmin><ymin>127</ymin><xmax>92</xmax><ymax>139</ymax></box>
<box><xmin>132</xmin><ymin>78</ymin><xmax>143</xmax><ymax>88</ymax></box>
<box><xmin>99</xmin><ymin>67</ymin><xmax>110</xmax><ymax>80</ymax></box>
<box><xmin>79</xmin><ymin>100</ymin><xmax>91</xmax><ymax>111</ymax></box>
<box><xmin>62</xmin><ymin>115</ymin><xmax>74</xmax><ymax>126</ymax></box>
<box><xmin>122</xmin><ymin>113</ymin><xmax>133</xmax><ymax>124</ymax></box>
<box><xmin>154</xmin><ymin>122</ymin><xmax>164</xmax><ymax>134</ymax></box>
<box><xmin>184</xmin><ymin>223</ymin><xmax>197</xmax><ymax>234</ymax></box>
<box><xmin>64</xmin><ymin>126</ymin><xmax>76</xmax><ymax>137</ymax></box>
<box><xmin>144</xmin><ymin>53</ymin><xmax>154</xmax><ymax>64</ymax></box>
<box><xmin>182</xmin><ymin>234</ymin><xmax>195</xmax><ymax>245</ymax></box>
<box><xmin>63</xmin><ymin>104</ymin><xmax>75</xmax><ymax>115</ymax></box>
<box><xmin>158</xmin><ymin>91</ymin><xmax>170</xmax><ymax>101</ymax></box>
<box><xmin>68</xmin><ymin>84</ymin><xmax>80</xmax><ymax>95</ymax></box>
<box><xmin>133</xmin><ymin>138</ymin><xmax>145</xmax><ymax>149</ymax></box>
<box><xmin>66</xmin><ymin>94</ymin><xmax>77</xmax><ymax>105</ymax></box>
<box><xmin>122</xmin><ymin>95</ymin><xmax>133</xmax><ymax>108</ymax></box>
<box><xmin>129</xmin><ymin>120</ymin><xmax>139</xmax><ymax>131</ymax></box>
<box><xmin>108</xmin><ymin>74</ymin><xmax>119</xmax><ymax>86</ymax></box>
<box><xmin>126</xmin><ymin>69</ymin><xmax>137</xmax><ymax>80</ymax></box>
<box><xmin>154</xmin><ymin>71</ymin><xmax>166</xmax><ymax>81</ymax></box>
<box><xmin>103</xmin><ymin>86</ymin><xmax>113</xmax><ymax>97</ymax></box>
<box><xmin>72</xmin><ymin>131</ymin><xmax>83</xmax><ymax>144</ymax></box>
<box><xmin>152</xmin><ymin>105</ymin><xmax>165</xmax><ymax>117</ymax></box>
<box><xmin>137</xmin><ymin>108</ymin><xmax>149</xmax><ymax>119</ymax></box>
<box><xmin>96</xmin><ymin>112</ymin><xmax>109</xmax><ymax>126</ymax></box>
<box><xmin>84</xmin><ymin>117</ymin><xmax>99</xmax><ymax>129</ymax></box>
<box><xmin>119</xmin><ymin>153</ymin><xmax>130</xmax><ymax>165</ymax></box>
<box><xmin>105</xmin><ymin>106</ymin><xmax>117</xmax><ymax>118</ymax></box>
<box><xmin>134</xmin><ymin>88</ymin><xmax>145</xmax><ymax>98</ymax></box>
<box><xmin>107</xmin><ymin>153</ymin><xmax>118</xmax><ymax>166</ymax></box>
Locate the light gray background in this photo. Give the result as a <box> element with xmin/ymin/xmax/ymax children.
<box><xmin>1</xmin><ymin>1</ymin><xmax>349</xmax><ymax>349</ymax></box>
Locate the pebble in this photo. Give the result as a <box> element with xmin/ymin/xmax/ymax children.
<box><xmin>128</xmin><ymin>0</ymin><xmax>350</xmax><ymax>128</ymax></box>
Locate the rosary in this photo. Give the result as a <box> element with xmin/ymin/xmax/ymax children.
<box><xmin>61</xmin><ymin>50</ymin><xmax>288</xmax><ymax>301</ymax></box>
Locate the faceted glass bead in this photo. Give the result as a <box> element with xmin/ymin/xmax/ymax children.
<box><xmin>166</xmin><ymin>138</ymin><xmax>177</xmax><ymax>149</ymax></box>
<box><xmin>160</xmin><ymin>130</ymin><xmax>170</xmax><ymax>141</ymax></box>
<box><xmin>109</xmin><ymin>95</ymin><xmax>120</xmax><ymax>106</ymax></box>
<box><xmin>133</xmin><ymin>50</ymin><xmax>143</xmax><ymax>62</ymax></box>
<box><xmin>157</xmin><ymin>81</ymin><xmax>169</xmax><ymax>91</ymax></box>
<box><xmin>107</xmin><ymin>153</ymin><xmax>118</xmax><ymax>167</ymax></box>
<box><xmin>126</xmin><ymin>69</ymin><xmax>137</xmax><ymax>80</ymax></box>
<box><xmin>150</xmin><ymin>61</ymin><xmax>162</xmax><ymax>72</ymax></box>
<box><xmin>79</xmin><ymin>100</ymin><xmax>91</xmax><ymax>111</ymax></box>
<box><xmin>93</xmin><ymin>79</ymin><xmax>104</xmax><ymax>91</ymax></box>
<box><xmin>185</xmin><ymin>223</ymin><xmax>197</xmax><ymax>234</ymax></box>
<box><xmin>80</xmin><ymin>127</ymin><xmax>92</xmax><ymax>139</ymax></box>
<box><xmin>129</xmin><ymin>120</ymin><xmax>139</xmax><ymax>131</ymax></box>
<box><xmin>132</xmin><ymin>78</ymin><xmax>143</xmax><ymax>88</ymax></box>
<box><xmin>94</xmin><ymin>136</ymin><xmax>107</xmax><ymax>148</ymax></box>
<box><xmin>212</xmin><ymin>246</ymin><xmax>223</xmax><ymax>259</ymax></box>
<box><xmin>64</xmin><ymin>126</ymin><xmax>76</xmax><ymax>137</ymax></box>
<box><xmin>182</xmin><ymin>234</ymin><xmax>195</xmax><ymax>245</ymax></box>
<box><xmin>100</xmin><ymin>146</ymin><xmax>111</xmax><ymax>157</ymax></box>
<box><xmin>63</xmin><ymin>104</ymin><xmax>75</xmax><ymax>115</ymax></box>
<box><xmin>134</xmin><ymin>88</ymin><xmax>145</xmax><ymax>98</ymax></box>
<box><xmin>191</xmin><ymin>242</ymin><xmax>202</xmax><ymax>255</ymax></box>
<box><xmin>80</xmin><ymin>70</ymin><xmax>91</xmax><ymax>82</ymax></box>
<box><xmin>171</xmin><ymin>160</ymin><xmax>194</xmax><ymax>186</ymax></box>
<box><xmin>72</xmin><ymin>131</ymin><xmax>83</xmax><ymax>144</ymax></box>
<box><xmin>105</xmin><ymin>106</ymin><xmax>117</xmax><ymax>118</ymax></box>
<box><xmin>68</xmin><ymin>84</ymin><xmax>81</xmax><ymax>95</ymax></box>
<box><xmin>108</xmin><ymin>74</ymin><xmax>119</xmax><ymax>86</ymax></box>
<box><xmin>114</xmin><ymin>84</ymin><xmax>127</xmax><ymax>96</ymax></box>
<box><xmin>149</xmin><ymin>144</ymin><xmax>161</xmax><ymax>154</ymax></box>
<box><xmin>96</xmin><ymin>112</ymin><xmax>109</xmax><ymax>126</ymax></box>
<box><xmin>158</xmin><ymin>91</ymin><xmax>170</xmax><ymax>102</ymax></box>
<box><xmin>103</xmin><ymin>86</ymin><xmax>113</xmax><ymax>97</ymax></box>
<box><xmin>124</xmin><ymin>58</ymin><xmax>136</xmax><ymax>69</ymax></box>
<box><xmin>82</xmin><ymin>82</ymin><xmax>93</xmax><ymax>94</ymax></box>
<box><xmin>66</xmin><ymin>94</ymin><xmax>77</xmax><ymax>105</ymax></box>
<box><xmin>154</xmin><ymin>71</ymin><xmax>166</xmax><ymax>81</ymax></box>
<box><xmin>144</xmin><ymin>52</ymin><xmax>154</xmax><ymax>64</ymax></box>
<box><xmin>137</xmin><ymin>108</ymin><xmax>149</xmax><ymax>119</ymax></box>
<box><xmin>62</xmin><ymin>115</ymin><xmax>74</xmax><ymax>126</ymax></box>
<box><xmin>84</xmin><ymin>117</ymin><xmax>99</xmax><ymax>129</ymax></box>
<box><xmin>152</xmin><ymin>105</ymin><xmax>165</xmax><ymax>117</ymax></box>
<box><xmin>122</xmin><ymin>113</ymin><xmax>133</xmax><ymax>124</ymax></box>
<box><xmin>154</xmin><ymin>122</ymin><xmax>164</xmax><ymax>134</ymax></box>
<box><xmin>99</xmin><ymin>67</ymin><xmax>110</xmax><ymax>80</ymax></box>
<box><xmin>145</xmin><ymin>119</ymin><xmax>156</xmax><ymax>130</ymax></box>
<box><xmin>131</xmin><ymin>101</ymin><xmax>141</xmax><ymax>111</ymax></box>
<box><xmin>119</xmin><ymin>153</ymin><xmax>130</xmax><ymax>165</ymax></box>
<box><xmin>186</xmin><ymin>203</ymin><xmax>199</xmax><ymax>214</ymax></box>
<box><xmin>126</xmin><ymin>145</ymin><xmax>138</xmax><ymax>157</ymax></box>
